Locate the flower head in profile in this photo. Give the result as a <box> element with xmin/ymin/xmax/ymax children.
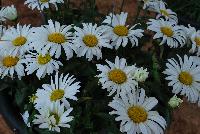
<box><xmin>33</xmin><ymin>102</ymin><xmax>73</xmax><ymax>132</ymax></box>
<box><xmin>147</xmin><ymin>19</ymin><xmax>186</xmax><ymax>48</ymax></box>
<box><xmin>96</xmin><ymin>56</ymin><xmax>137</xmax><ymax>96</ymax></box>
<box><xmin>103</xmin><ymin>12</ymin><xmax>144</xmax><ymax>49</ymax></box>
<box><xmin>30</xmin><ymin>20</ymin><xmax>75</xmax><ymax>59</ymax></box>
<box><xmin>163</xmin><ymin>55</ymin><xmax>200</xmax><ymax>104</ymax></box>
<box><xmin>73</xmin><ymin>23</ymin><xmax>112</xmax><ymax>61</ymax></box>
<box><xmin>109</xmin><ymin>88</ymin><xmax>166</xmax><ymax>134</ymax></box>
<box><xmin>154</xmin><ymin>1</ymin><xmax>178</xmax><ymax>23</ymax></box>
<box><xmin>34</xmin><ymin>72</ymin><xmax>81</xmax><ymax>109</ymax></box>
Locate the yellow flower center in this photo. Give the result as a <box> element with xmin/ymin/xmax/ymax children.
<box><xmin>37</xmin><ymin>54</ymin><xmax>51</xmax><ymax>65</ymax></box>
<box><xmin>50</xmin><ymin>113</ymin><xmax>60</xmax><ymax>125</ymax></box>
<box><xmin>160</xmin><ymin>27</ymin><xmax>174</xmax><ymax>37</ymax></box>
<box><xmin>48</xmin><ymin>33</ymin><xmax>65</xmax><ymax>44</ymax></box>
<box><xmin>29</xmin><ymin>94</ymin><xmax>38</xmax><ymax>103</ymax></box>
<box><xmin>178</xmin><ymin>71</ymin><xmax>193</xmax><ymax>85</ymax></box>
<box><xmin>2</xmin><ymin>56</ymin><xmax>19</xmax><ymax>67</ymax></box>
<box><xmin>83</xmin><ymin>34</ymin><xmax>98</xmax><ymax>47</ymax></box>
<box><xmin>127</xmin><ymin>106</ymin><xmax>148</xmax><ymax>123</ymax></box>
<box><xmin>108</xmin><ymin>69</ymin><xmax>127</xmax><ymax>84</ymax></box>
<box><xmin>113</xmin><ymin>25</ymin><xmax>128</xmax><ymax>36</ymax></box>
<box><xmin>40</xmin><ymin>0</ymin><xmax>49</xmax><ymax>3</ymax></box>
<box><xmin>195</xmin><ymin>37</ymin><xmax>200</xmax><ymax>46</ymax></box>
<box><xmin>50</xmin><ymin>89</ymin><xmax>65</xmax><ymax>102</ymax></box>
<box><xmin>160</xmin><ymin>9</ymin><xmax>169</xmax><ymax>17</ymax></box>
<box><xmin>12</xmin><ymin>36</ymin><xmax>27</xmax><ymax>46</ymax></box>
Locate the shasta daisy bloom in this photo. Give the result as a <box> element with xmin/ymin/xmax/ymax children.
<box><xmin>24</xmin><ymin>0</ymin><xmax>64</xmax><ymax>11</ymax></box>
<box><xmin>23</xmin><ymin>51</ymin><xmax>63</xmax><ymax>79</ymax></box>
<box><xmin>163</xmin><ymin>55</ymin><xmax>200</xmax><ymax>103</ymax></box>
<box><xmin>109</xmin><ymin>88</ymin><xmax>166</xmax><ymax>134</ymax></box>
<box><xmin>1</xmin><ymin>24</ymin><xmax>33</xmax><ymax>55</ymax></box>
<box><xmin>147</xmin><ymin>19</ymin><xmax>186</xmax><ymax>48</ymax></box>
<box><xmin>34</xmin><ymin>72</ymin><xmax>81</xmax><ymax>109</ymax></box>
<box><xmin>103</xmin><ymin>12</ymin><xmax>144</xmax><ymax>49</ymax></box>
<box><xmin>155</xmin><ymin>1</ymin><xmax>178</xmax><ymax>23</ymax></box>
<box><xmin>73</xmin><ymin>23</ymin><xmax>112</xmax><ymax>61</ymax></box>
<box><xmin>33</xmin><ymin>102</ymin><xmax>73</xmax><ymax>132</ymax></box>
<box><xmin>30</xmin><ymin>20</ymin><xmax>75</xmax><ymax>59</ymax></box>
<box><xmin>0</xmin><ymin>52</ymin><xmax>25</xmax><ymax>79</ymax></box>
<box><xmin>96</xmin><ymin>56</ymin><xmax>137</xmax><ymax>96</ymax></box>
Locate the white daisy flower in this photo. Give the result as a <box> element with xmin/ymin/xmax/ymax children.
<box><xmin>163</xmin><ymin>55</ymin><xmax>200</xmax><ymax>103</ymax></box>
<box><xmin>34</xmin><ymin>72</ymin><xmax>81</xmax><ymax>109</ymax></box>
<box><xmin>147</xmin><ymin>19</ymin><xmax>186</xmax><ymax>48</ymax></box>
<box><xmin>23</xmin><ymin>51</ymin><xmax>63</xmax><ymax>79</ymax></box>
<box><xmin>2</xmin><ymin>5</ymin><xmax>18</xmax><ymax>21</ymax></box>
<box><xmin>0</xmin><ymin>52</ymin><xmax>25</xmax><ymax>79</ymax></box>
<box><xmin>73</xmin><ymin>23</ymin><xmax>112</xmax><ymax>61</ymax></box>
<box><xmin>109</xmin><ymin>88</ymin><xmax>166</xmax><ymax>134</ymax></box>
<box><xmin>30</xmin><ymin>20</ymin><xmax>75</xmax><ymax>59</ymax></box>
<box><xmin>24</xmin><ymin>0</ymin><xmax>64</xmax><ymax>11</ymax></box>
<box><xmin>33</xmin><ymin>102</ymin><xmax>73</xmax><ymax>132</ymax></box>
<box><xmin>155</xmin><ymin>1</ymin><xmax>178</xmax><ymax>23</ymax></box>
<box><xmin>21</xmin><ymin>111</ymin><xmax>31</xmax><ymax>127</ymax></box>
<box><xmin>103</xmin><ymin>12</ymin><xmax>144</xmax><ymax>49</ymax></box>
<box><xmin>96</xmin><ymin>56</ymin><xmax>137</xmax><ymax>96</ymax></box>
<box><xmin>1</xmin><ymin>24</ymin><xmax>33</xmax><ymax>55</ymax></box>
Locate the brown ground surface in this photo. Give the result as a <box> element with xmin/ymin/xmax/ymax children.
<box><xmin>1</xmin><ymin>0</ymin><xmax>200</xmax><ymax>134</ymax></box>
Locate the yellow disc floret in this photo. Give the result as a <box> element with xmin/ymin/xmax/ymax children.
<box><xmin>160</xmin><ymin>26</ymin><xmax>174</xmax><ymax>37</ymax></box>
<box><xmin>12</xmin><ymin>36</ymin><xmax>27</xmax><ymax>46</ymax></box>
<box><xmin>83</xmin><ymin>34</ymin><xmax>98</xmax><ymax>47</ymax></box>
<box><xmin>3</xmin><ymin>56</ymin><xmax>19</xmax><ymax>67</ymax></box>
<box><xmin>50</xmin><ymin>89</ymin><xmax>65</xmax><ymax>102</ymax></box>
<box><xmin>195</xmin><ymin>37</ymin><xmax>200</xmax><ymax>46</ymax></box>
<box><xmin>178</xmin><ymin>71</ymin><xmax>193</xmax><ymax>85</ymax></box>
<box><xmin>127</xmin><ymin>106</ymin><xmax>148</xmax><ymax>123</ymax></box>
<box><xmin>113</xmin><ymin>25</ymin><xmax>128</xmax><ymax>36</ymax></box>
<box><xmin>37</xmin><ymin>54</ymin><xmax>51</xmax><ymax>65</ymax></box>
<box><xmin>40</xmin><ymin>0</ymin><xmax>49</xmax><ymax>3</ymax></box>
<box><xmin>48</xmin><ymin>33</ymin><xmax>65</xmax><ymax>44</ymax></box>
<box><xmin>108</xmin><ymin>69</ymin><xmax>127</xmax><ymax>84</ymax></box>
<box><xmin>160</xmin><ymin>9</ymin><xmax>169</xmax><ymax>17</ymax></box>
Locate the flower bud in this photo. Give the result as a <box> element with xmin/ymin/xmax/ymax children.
<box><xmin>168</xmin><ymin>95</ymin><xmax>183</xmax><ymax>108</ymax></box>
<box><xmin>3</xmin><ymin>5</ymin><xmax>18</xmax><ymax>21</ymax></box>
<box><xmin>133</xmin><ymin>67</ymin><xmax>149</xmax><ymax>82</ymax></box>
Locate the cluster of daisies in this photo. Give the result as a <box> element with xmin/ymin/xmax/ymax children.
<box><xmin>0</xmin><ymin>0</ymin><xmax>200</xmax><ymax>133</ymax></box>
